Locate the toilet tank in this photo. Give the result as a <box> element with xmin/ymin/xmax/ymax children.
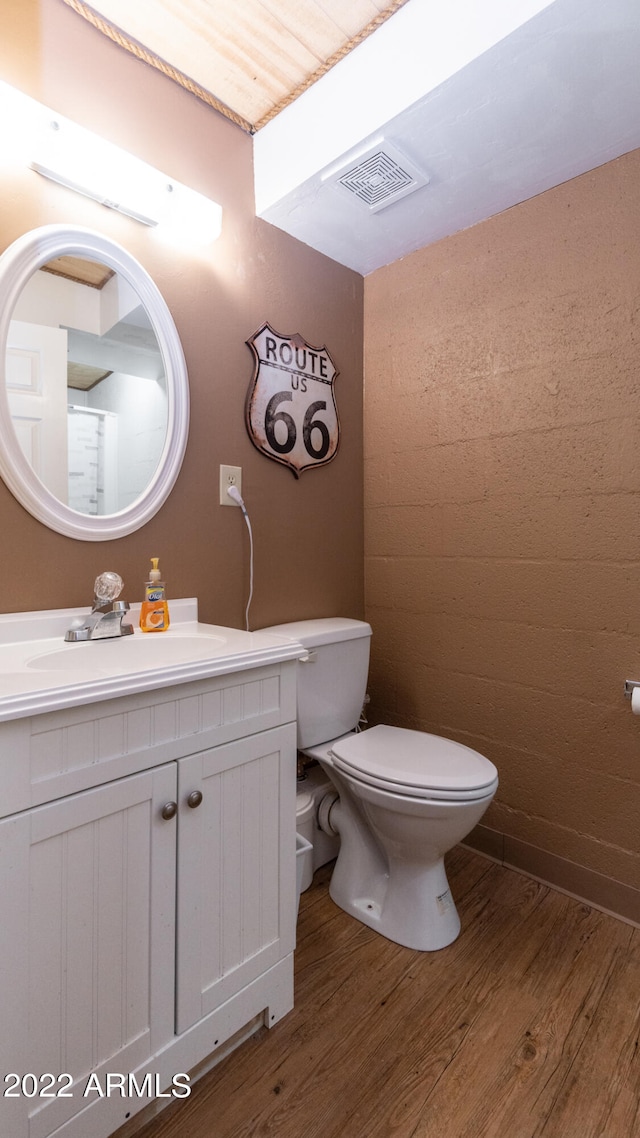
<box><xmin>260</xmin><ymin>618</ymin><xmax>372</xmax><ymax>748</ymax></box>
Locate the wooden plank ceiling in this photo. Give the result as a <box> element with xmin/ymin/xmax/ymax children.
<box><xmin>62</xmin><ymin>0</ymin><xmax>409</xmax><ymax>133</ymax></box>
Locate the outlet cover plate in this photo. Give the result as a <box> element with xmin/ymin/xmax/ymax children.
<box><xmin>219</xmin><ymin>464</ymin><xmax>242</xmax><ymax>506</ymax></box>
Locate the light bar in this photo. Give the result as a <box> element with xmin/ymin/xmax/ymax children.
<box><xmin>0</xmin><ymin>81</ymin><xmax>222</xmax><ymax>243</ymax></box>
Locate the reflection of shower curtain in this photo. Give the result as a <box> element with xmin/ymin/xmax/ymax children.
<box><xmin>67</xmin><ymin>406</ymin><xmax>117</xmax><ymax>515</ymax></box>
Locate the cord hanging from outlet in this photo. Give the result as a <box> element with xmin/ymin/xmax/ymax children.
<box><xmin>227</xmin><ymin>483</ymin><xmax>253</xmax><ymax>631</ymax></box>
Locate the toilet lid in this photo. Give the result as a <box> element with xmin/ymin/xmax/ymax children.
<box><xmin>330</xmin><ymin>725</ymin><xmax>498</xmax><ymax>800</ymax></box>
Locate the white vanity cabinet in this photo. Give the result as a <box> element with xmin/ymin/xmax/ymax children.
<box><xmin>0</xmin><ymin>658</ymin><xmax>298</xmax><ymax>1138</ymax></box>
<box><xmin>1</xmin><ymin>763</ymin><xmax>178</xmax><ymax>1138</ymax></box>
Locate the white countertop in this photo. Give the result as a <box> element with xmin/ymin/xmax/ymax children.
<box><xmin>0</xmin><ymin>599</ymin><xmax>304</xmax><ymax>721</ymax></box>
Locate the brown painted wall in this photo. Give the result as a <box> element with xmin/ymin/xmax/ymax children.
<box><xmin>0</xmin><ymin>0</ymin><xmax>364</xmax><ymax>628</ymax></box>
<box><xmin>364</xmin><ymin>150</ymin><xmax>640</xmax><ymax>897</ymax></box>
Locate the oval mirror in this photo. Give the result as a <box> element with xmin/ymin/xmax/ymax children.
<box><xmin>0</xmin><ymin>225</ymin><xmax>189</xmax><ymax>540</ymax></box>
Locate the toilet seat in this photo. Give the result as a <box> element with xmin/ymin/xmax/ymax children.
<box><xmin>330</xmin><ymin>725</ymin><xmax>498</xmax><ymax>803</ymax></box>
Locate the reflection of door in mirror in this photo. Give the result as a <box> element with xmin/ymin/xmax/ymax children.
<box><xmin>7</xmin><ymin>256</ymin><xmax>168</xmax><ymax>516</ymax></box>
<box><xmin>6</xmin><ymin>320</ymin><xmax>69</xmax><ymax>502</ymax></box>
<box><xmin>67</xmin><ymin>405</ymin><xmax>118</xmax><ymax>515</ymax></box>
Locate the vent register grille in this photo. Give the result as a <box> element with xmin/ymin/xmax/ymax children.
<box><xmin>331</xmin><ymin>142</ymin><xmax>429</xmax><ymax>213</ymax></box>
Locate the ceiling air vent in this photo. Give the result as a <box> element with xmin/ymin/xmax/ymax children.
<box><xmin>327</xmin><ymin>141</ymin><xmax>430</xmax><ymax>214</ymax></box>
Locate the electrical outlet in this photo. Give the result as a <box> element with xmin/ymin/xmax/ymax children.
<box><xmin>219</xmin><ymin>464</ymin><xmax>242</xmax><ymax>506</ymax></box>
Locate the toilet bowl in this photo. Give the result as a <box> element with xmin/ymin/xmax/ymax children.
<box><xmin>261</xmin><ymin>618</ymin><xmax>498</xmax><ymax>952</ymax></box>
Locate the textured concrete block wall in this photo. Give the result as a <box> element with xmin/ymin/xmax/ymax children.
<box><xmin>363</xmin><ymin>150</ymin><xmax>640</xmax><ymax>894</ymax></box>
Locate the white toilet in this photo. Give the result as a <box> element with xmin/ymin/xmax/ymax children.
<box><xmin>262</xmin><ymin>618</ymin><xmax>498</xmax><ymax>952</ymax></box>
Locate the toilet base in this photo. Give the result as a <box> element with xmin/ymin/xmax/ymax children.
<box><xmin>329</xmin><ymin>811</ymin><xmax>461</xmax><ymax>952</ymax></box>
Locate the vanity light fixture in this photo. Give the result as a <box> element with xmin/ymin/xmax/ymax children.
<box><xmin>0</xmin><ymin>80</ymin><xmax>222</xmax><ymax>243</ymax></box>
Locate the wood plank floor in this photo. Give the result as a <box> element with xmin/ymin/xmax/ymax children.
<box><xmin>126</xmin><ymin>848</ymin><xmax>640</xmax><ymax>1138</ymax></box>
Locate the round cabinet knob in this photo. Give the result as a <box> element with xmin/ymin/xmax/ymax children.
<box><xmin>161</xmin><ymin>801</ymin><xmax>178</xmax><ymax>820</ymax></box>
<box><xmin>187</xmin><ymin>790</ymin><xmax>203</xmax><ymax>809</ymax></box>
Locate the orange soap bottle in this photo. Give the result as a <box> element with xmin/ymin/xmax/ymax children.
<box><xmin>140</xmin><ymin>557</ymin><xmax>170</xmax><ymax>633</ymax></box>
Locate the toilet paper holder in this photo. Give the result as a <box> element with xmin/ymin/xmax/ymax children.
<box><xmin>623</xmin><ymin>679</ymin><xmax>640</xmax><ymax>699</ymax></box>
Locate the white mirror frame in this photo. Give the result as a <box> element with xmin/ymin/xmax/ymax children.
<box><xmin>0</xmin><ymin>224</ymin><xmax>189</xmax><ymax>540</ymax></box>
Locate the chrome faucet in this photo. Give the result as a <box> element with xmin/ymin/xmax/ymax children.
<box><xmin>64</xmin><ymin>572</ymin><xmax>134</xmax><ymax>642</ymax></box>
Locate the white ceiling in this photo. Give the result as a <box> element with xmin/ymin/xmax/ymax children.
<box><xmin>253</xmin><ymin>0</ymin><xmax>640</xmax><ymax>275</ymax></box>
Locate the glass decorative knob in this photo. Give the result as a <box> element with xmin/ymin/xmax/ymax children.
<box><xmin>94</xmin><ymin>571</ymin><xmax>124</xmax><ymax>605</ymax></box>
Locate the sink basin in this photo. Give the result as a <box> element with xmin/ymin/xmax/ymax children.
<box><xmin>0</xmin><ymin>599</ymin><xmax>306</xmax><ymax>722</ymax></box>
<box><xmin>28</xmin><ymin>632</ymin><xmax>227</xmax><ymax>674</ymax></box>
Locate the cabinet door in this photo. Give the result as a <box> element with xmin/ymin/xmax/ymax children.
<box><xmin>176</xmin><ymin>724</ymin><xmax>296</xmax><ymax>1034</ymax></box>
<box><xmin>0</xmin><ymin>764</ymin><xmax>177</xmax><ymax>1138</ymax></box>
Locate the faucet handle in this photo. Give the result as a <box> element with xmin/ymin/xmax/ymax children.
<box><xmin>93</xmin><ymin>571</ymin><xmax>124</xmax><ymax>608</ymax></box>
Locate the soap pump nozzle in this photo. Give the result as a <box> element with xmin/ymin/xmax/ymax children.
<box><xmin>149</xmin><ymin>557</ymin><xmax>161</xmax><ymax>583</ymax></box>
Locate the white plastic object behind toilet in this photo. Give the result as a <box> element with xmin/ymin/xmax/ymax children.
<box><xmin>295</xmin><ymin>833</ymin><xmax>313</xmax><ymax>917</ymax></box>
<box><xmin>296</xmin><ymin>765</ymin><xmax>340</xmax><ymax>883</ymax></box>
<box><xmin>296</xmin><ymin>791</ymin><xmax>315</xmax><ymax>893</ymax></box>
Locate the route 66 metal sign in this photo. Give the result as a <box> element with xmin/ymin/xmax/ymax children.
<box><xmin>245</xmin><ymin>322</ymin><xmax>340</xmax><ymax>477</ymax></box>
